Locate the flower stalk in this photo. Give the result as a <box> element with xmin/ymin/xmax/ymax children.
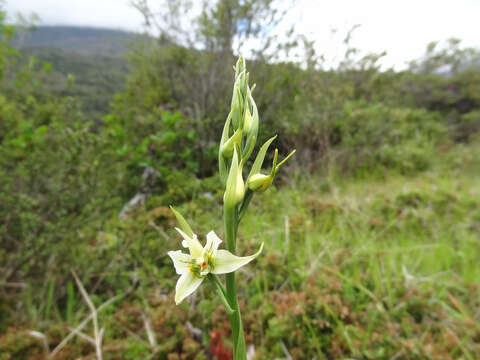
<box><xmin>167</xmin><ymin>55</ymin><xmax>295</xmax><ymax>360</ymax></box>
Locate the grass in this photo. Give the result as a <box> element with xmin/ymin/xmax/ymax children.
<box><xmin>207</xmin><ymin>140</ymin><xmax>479</xmax><ymax>358</ymax></box>
<box><xmin>1</xmin><ymin>141</ymin><xmax>479</xmax><ymax>359</ymax></box>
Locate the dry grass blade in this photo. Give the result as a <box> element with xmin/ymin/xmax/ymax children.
<box><xmin>29</xmin><ymin>330</ymin><xmax>49</xmax><ymax>356</ymax></box>
<box><xmin>49</xmin><ymin>273</ymin><xmax>126</xmax><ymax>359</ymax></box>
<box><xmin>72</xmin><ymin>271</ymin><xmax>103</xmax><ymax>360</ymax></box>
<box><xmin>67</xmin><ymin>327</ymin><xmax>95</xmax><ymax>344</ymax></box>
<box><xmin>142</xmin><ymin>312</ymin><xmax>157</xmax><ymax>348</ymax></box>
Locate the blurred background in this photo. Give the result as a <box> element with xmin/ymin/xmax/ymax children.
<box><xmin>1</xmin><ymin>0</ymin><xmax>479</xmax><ymax>359</ymax></box>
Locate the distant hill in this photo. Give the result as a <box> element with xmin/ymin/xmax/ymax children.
<box><xmin>12</xmin><ymin>25</ymin><xmax>136</xmax><ymax>57</ymax></box>
<box><xmin>12</xmin><ymin>26</ymin><xmax>140</xmax><ymax>118</ymax></box>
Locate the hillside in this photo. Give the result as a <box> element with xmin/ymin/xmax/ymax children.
<box><xmin>12</xmin><ymin>25</ymin><xmax>135</xmax><ymax>56</ymax></box>
<box><xmin>12</xmin><ymin>26</ymin><xmax>138</xmax><ymax>117</ymax></box>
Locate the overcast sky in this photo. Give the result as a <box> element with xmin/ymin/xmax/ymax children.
<box><xmin>5</xmin><ymin>0</ymin><xmax>480</xmax><ymax>69</ymax></box>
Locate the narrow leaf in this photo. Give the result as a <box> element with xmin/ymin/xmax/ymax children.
<box><xmin>248</xmin><ymin>135</ymin><xmax>277</xmax><ymax>180</ymax></box>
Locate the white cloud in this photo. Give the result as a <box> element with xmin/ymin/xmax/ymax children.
<box><xmin>288</xmin><ymin>0</ymin><xmax>480</xmax><ymax>69</ymax></box>
<box><xmin>6</xmin><ymin>0</ymin><xmax>145</xmax><ymax>31</ymax></box>
<box><xmin>5</xmin><ymin>0</ymin><xmax>480</xmax><ymax>69</ymax></box>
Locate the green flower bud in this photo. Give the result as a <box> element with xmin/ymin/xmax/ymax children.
<box><xmin>243</xmin><ymin>109</ymin><xmax>253</xmax><ymax>133</ymax></box>
<box><xmin>234</xmin><ymin>166</ymin><xmax>245</xmax><ymax>201</ymax></box>
<box><xmin>231</xmin><ymin>86</ymin><xmax>243</xmax><ymax>130</ymax></box>
<box><xmin>220</xmin><ymin>128</ymin><xmax>242</xmax><ymax>158</ymax></box>
<box><xmin>242</xmin><ymin>89</ymin><xmax>259</xmax><ymax>160</ymax></box>
<box><xmin>247</xmin><ymin>143</ymin><xmax>296</xmax><ymax>193</ymax></box>
<box><xmin>247</xmin><ymin>173</ymin><xmax>272</xmax><ymax>192</ymax></box>
<box><xmin>234</xmin><ymin>56</ymin><xmax>246</xmax><ymax>79</ymax></box>
<box><xmin>224</xmin><ymin>147</ymin><xmax>245</xmax><ymax>208</ymax></box>
<box><xmin>247</xmin><ymin>135</ymin><xmax>277</xmax><ymax>180</ymax></box>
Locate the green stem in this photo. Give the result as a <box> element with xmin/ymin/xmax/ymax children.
<box><xmin>223</xmin><ymin>205</ymin><xmax>246</xmax><ymax>360</ymax></box>
<box><xmin>209</xmin><ymin>274</ymin><xmax>234</xmax><ymax>315</ymax></box>
<box><xmin>238</xmin><ymin>189</ymin><xmax>253</xmax><ymax>223</ymax></box>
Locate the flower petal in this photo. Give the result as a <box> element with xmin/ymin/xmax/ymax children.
<box><xmin>203</xmin><ymin>230</ymin><xmax>222</xmax><ymax>256</ymax></box>
<box><xmin>168</xmin><ymin>250</ymin><xmax>192</xmax><ymax>275</ymax></box>
<box><xmin>174</xmin><ymin>272</ymin><xmax>204</xmax><ymax>305</ymax></box>
<box><xmin>212</xmin><ymin>242</ymin><xmax>264</xmax><ymax>274</ymax></box>
<box><xmin>169</xmin><ymin>206</ymin><xmax>194</xmax><ymax>238</ymax></box>
<box><xmin>175</xmin><ymin>227</ymin><xmax>203</xmax><ymax>257</ymax></box>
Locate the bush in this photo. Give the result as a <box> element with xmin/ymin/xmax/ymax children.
<box><xmin>335</xmin><ymin>102</ymin><xmax>448</xmax><ymax>174</ymax></box>
<box><xmin>457</xmin><ymin>110</ymin><xmax>480</xmax><ymax>141</ymax></box>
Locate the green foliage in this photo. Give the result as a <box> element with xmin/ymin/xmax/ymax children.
<box><xmin>2</xmin><ymin>141</ymin><xmax>479</xmax><ymax>359</ymax></box>
<box><xmin>0</xmin><ymin>95</ymin><xmax>123</xmax><ymax>286</ymax></box>
<box><xmin>458</xmin><ymin>109</ymin><xmax>480</xmax><ymax>141</ymax></box>
<box><xmin>337</xmin><ymin>102</ymin><xmax>448</xmax><ymax>174</ymax></box>
<box><xmin>146</xmin><ymin>172</ymin><xmax>222</xmax><ymax>207</ymax></box>
<box><xmin>103</xmin><ymin>108</ymin><xmax>216</xmax><ymax>198</ymax></box>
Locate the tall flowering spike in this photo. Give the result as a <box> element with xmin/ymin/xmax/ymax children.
<box><xmin>224</xmin><ymin>147</ymin><xmax>244</xmax><ymax>208</ymax></box>
<box><xmin>168</xmin><ymin>55</ymin><xmax>295</xmax><ymax>358</ymax></box>
<box><xmin>220</xmin><ymin>59</ymin><xmax>248</xmax><ymax>184</ymax></box>
<box><xmin>168</xmin><ymin>230</ymin><xmax>263</xmax><ymax>304</ymax></box>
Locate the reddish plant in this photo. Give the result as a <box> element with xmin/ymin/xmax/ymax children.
<box><xmin>210</xmin><ymin>330</ymin><xmax>232</xmax><ymax>360</ymax></box>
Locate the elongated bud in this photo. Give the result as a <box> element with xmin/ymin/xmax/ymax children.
<box><xmin>242</xmin><ymin>89</ymin><xmax>259</xmax><ymax>159</ymax></box>
<box><xmin>234</xmin><ymin>56</ymin><xmax>246</xmax><ymax>79</ymax></box>
<box><xmin>224</xmin><ymin>147</ymin><xmax>245</xmax><ymax>208</ymax></box>
<box><xmin>219</xmin><ymin>110</ymin><xmax>235</xmax><ymax>184</ymax></box>
<box><xmin>233</xmin><ymin>57</ymin><xmax>248</xmax><ymax>103</ymax></box>
<box><xmin>231</xmin><ymin>85</ymin><xmax>243</xmax><ymax>130</ymax></box>
<box><xmin>243</xmin><ymin>109</ymin><xmax>253</xmax><ymax>133</ymax></box>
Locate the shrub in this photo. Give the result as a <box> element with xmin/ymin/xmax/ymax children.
<box><xmin>335</xmin><ymin>102</ymin><xmax>448</xmax><ymax>174</ymax></box>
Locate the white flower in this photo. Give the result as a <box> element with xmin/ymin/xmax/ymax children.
<box><xmin>168</xmin><ymin>228</ymin><xmax>263</xmax><ymax>304</ymax></box>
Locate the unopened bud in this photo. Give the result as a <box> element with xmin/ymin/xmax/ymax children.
<box><xmin>224</xmin><ymin>148</ymin><xmax>245</xmax><ymax>208</ymax></box>
<box><xmin>234</xmin><ymin>166</ymin><xmax>245</xmax><ymax>201</ymax></box>
<box><xmin>221</xmin><ymin>128</ymin><xmax>242</xmax><ymax>158</ymax></box>
<box><xmin>234</xmin><ymin>56</ymin><xmax>246</xmax><ymax>78</ymax></box>
<box><xmin>243</xmin><ymin>109</ymin><xmax>253</xmax><ymax>133</ymax></box>
<box><xmin>247</xmin><ymin>173</ymin><xmax>272</xmax><ymax>192</ymax></box>
<box><xmin>247</xmin><ymin>146</ymin><xmax>296</xmax><ymax>193</ymax></box>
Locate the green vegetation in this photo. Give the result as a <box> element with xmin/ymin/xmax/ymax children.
<box><xmin>1</xmin><ymin>1</ymin><xmax>479</xmax><ymax>359</ymax></box>
<box><xmin>2</xmin><ymin>142</ymin><xmax>479</xmax><ymax>359</ymax></box>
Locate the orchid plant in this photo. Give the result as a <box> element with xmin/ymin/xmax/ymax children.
<box><xmin>168</xmin><ymin>56</ymin><xmax>295</xmax><ymax>359</ymax></box>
